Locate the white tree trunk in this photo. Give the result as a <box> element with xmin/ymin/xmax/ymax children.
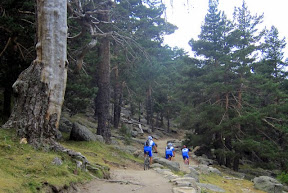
<box><xmin>2</xmin><ymin>0</ymin><xmax>68</xmax><ymax>146</ymax></box>
<box><xmin>36</xmin><ymin>0</ymin><xmax>68</xmax><ymax>126</ymax></box>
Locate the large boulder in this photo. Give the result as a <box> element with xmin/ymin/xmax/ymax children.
<box><xmin>121</xmin><ymin>107</ymin><xmax>131</xmax><ymax>119</ymax></box>
<box><xmin>59</xmin><ymin>116</ymin><xmax>73</xmax><ymax>133</ymax></box>
<box><xmin>197</xmin><ymin>183</ymin><xmax>225</xmax><ymax>193</ymax></box>
<box><xmin>142</xmin><ymin>125</ymin><xmax>152</xmax><ymax>133</ymax></box>
<box><xmin>184</xmin><ymin>167</ymin><xmax>200</xmax><ymax>182</ymax></box>
<box><xmin>171</xmin><ymin>177</ymin><xmax>198</xmax><ymax>188</ymax></box>
<box><xmin>192</xmin><ymin>164</ymin><xmax>222</xmax><ymax>176</ymax></box>
<box><xmin>70</xmin><ymin>123</ymin><xmax>104</xmax><ymax>142</ymax></box>
<box><xmin>153</xmin><ymin>157</ymin><xmax>180</xmax><ymax>171</ymax></box>
<box><xmin>194</xmin><ymin>155</ymin><xmax>215</xmax><ymax>166</ymax></box>
<box><xmin>253</xmin><ymin>176</ymin><xmax>283</xmax><ymax>193</ymax></box>
<box><xmin>239</xmin><ymin>167</ymin><xmax>273</xmax><ymax>180</ymax></box>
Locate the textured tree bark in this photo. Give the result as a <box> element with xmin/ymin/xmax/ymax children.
<box><xmin>233</xmin><ymin>154</ymin><xmax>240</xmax><ymax>171</ymax></box>
<box><xmin>113</xmin><ymin>66</ymin><xmax>123</xmax><ymax>129</ymax></box>
<box><xmin>96</xmin><ymin>9</ymin><xmax>111</xmax><ymax>143</ymax></box>
<box><xmin>2</xmin><ymin>0</ymin><xmax>67</xmax><ymax>147</ymax></box>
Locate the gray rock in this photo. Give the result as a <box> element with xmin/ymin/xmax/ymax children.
<box><xmin>197</xmin><ymin>183</ymin><xmax>225</xmax><ymax>192</ymax></box>
<box><xmin>154</xmin><ymin>168</ymin><xmax>178</xmax><ymax>180</ymax></box>
<box><xmin>70</xmin><ymin>123</ymin><xmax>102</xmax><ymax>142</ymax></box>
<box><xmin>131</xmin><ymin>130</ymin><xmax>138</xmax><ymax>137</ymax></box>
<box><xmin>95</xmin><ymin>135</ymin><xmax>104</xmax><ymax>143</ymax></box>
<box><xmin>52</xmin><ymin>157</ymin><xmax>63</xmax><ymax>166</ymax></box>
<box><xmin>195</xmin><ymin>156</ymin><xmax>215</xmax><ymax>165</ymax></box>
<box><xmin>184</xmin><ymin>167</ymin><xmax>200</xmax><ymax>182</ymax></box>
<box><xmin>173</xmin><ymin>187</ymin><xmax>200</xmax><ymax>193</ymax></box>
<box><xmin>59</xmin><ymin>116</ymin><xmax>73</xmax><ymax>133</ymax></box>
<box><xmin>192</xmin><ymin>164</ymin><xmax>222</xmax><ymax>176</ymax></box>
<box><xmin>253</xmin><ymin>176</ymin><xmax>283</xmax><ymax>193</ymax></box>
<box><xmin>55</xmin><ymin>129</ymin><xmax>63</xmax><ymax>140</ymax></box>
<box><xmin>132</xmin><ymin>124</ymin><xmax>144</xmax><ymax>135</ymax></box>
<box><xmin>150</xmin><ymin>163</ymin><xmax>164</xmax><ymax>169</ymax></box>
<box><xmin>131</xmin><ymin>138</ymin><xmax>146</xmax><ymax>145</ymax></box>
<box><xmin>219</xmin><ymin>166</ymin><xmax>245</xmax><ymax>179</ymax></box>
<box><xmin>239</xmin><ymin>167</ymin><xmax>273</xmax><ymax>179</ymax></box>
<box><xmin>140</xmin><ymin>118</ymin><xmax>147</xmax><ymax>124</ymax></box>
<box><xmin>110</xmin><ymin>137</ymin><xmax>119</xmax><ymax>145</ymax></box>
<box><xmin>171</xmin><ymin>177</ymin><xmax>198</xmax><ymax>187</ymax></box>
<box><xmin>133</xmin><ymin>150</ymin><xmax>142</xmax><ymax>157</ymax></box>
<box><xmin>121</xmin><ymin>107</ymin><xmax>131</xmax><ymax>119</ymax></box>
<box><xmin>142</xmin><ymin>125</ymin><xmax>152</xmax><ymax>133</ymax></box>
<box><xmin>153</xmin><ymin>157</ymin><xmax>180</xmax><ymax>171</ymax></box>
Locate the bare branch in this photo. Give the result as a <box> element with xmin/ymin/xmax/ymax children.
<box><xmin>18</xmin><ymin>10</ymin><xmax>35</xmax><ymax>15</ymax></box>
<box><xmin>20</xmin><ymin>18</ymin><xmax>34</xmax><ymax>25</ymax></box>
<box><xmin>74</xmin><ymin>38</ymin><xmax>98</xmax><ymax>73</ymax></box>
<box><xmin>86</xmin><ymin>10</ymin><xmax>110</xmax><ymax>15</ymax></box>
<box><xmin>68</xmin><ymin>31</ymin><xmax>82</xmax><ymax>39</ymax></box>
<box><xmin>0</xmin><ymin>37</ymin><xmax>11</xmax><ymax>57</ymax></box>
<box><xmin>261</xmin><ymin>118</ymin><xmax>282</xmax><ymax>132</ymax></box>
<box><xmin>255</xmin><ymin>127</ymin><xmax>278</xmax><ymax>146</ymax></box>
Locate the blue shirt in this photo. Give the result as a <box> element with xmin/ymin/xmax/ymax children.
<box><xmin>182</xmin><ymin>148</ymin><xmax>189</xmax><ymax>157</ymax></box>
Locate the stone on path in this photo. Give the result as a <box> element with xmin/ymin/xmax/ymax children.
<box><xmin>153</xmin><ymin>157</ymin><xmax>180</xmax><ymax>171</ymax></box>
<box><xmin>197</xmin><ymin>183</ymin><xmax>226</xmax><ymax>192</ymax></box>
<box><xmin>173</xmin><ymin>187</ymin><xmax>200</xmax><ymax>193</ymax></box>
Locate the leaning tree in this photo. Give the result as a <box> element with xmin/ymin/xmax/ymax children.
<box><xmin>2</xmin><ymin>0</ymin><xmax>68</xmax><ymax>147</ymax></box>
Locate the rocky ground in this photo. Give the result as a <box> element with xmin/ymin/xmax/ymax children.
<box><xmin>76</xmin><ymin>133</ymin><xmax>259</xmax><ymax>193</ymax></box>
<box><xmin>62</xmin><ymin>111</ymin><xmax>286</xmax><ymax>193</ymax></box>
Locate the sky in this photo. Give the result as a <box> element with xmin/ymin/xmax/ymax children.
<box><xmin>162</xmin><ymin>0</ymin><xmax>288</xmax><ymax>59</ymax></box>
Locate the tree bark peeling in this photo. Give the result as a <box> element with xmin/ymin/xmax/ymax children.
<box><xmin>2</xmin><ymin>0</ymin><xmax>67</xmax><ymax>147</ymax></box>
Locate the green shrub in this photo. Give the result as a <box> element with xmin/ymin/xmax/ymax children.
<box><xmin>119</xmin><ymin>124</ymin><xmax>132</xmax><ymax>145</ymax></box>
<box><xmin>277</xmin><ymin>172</ymin><xmax>288</xmax><ymax>185</ymax></box>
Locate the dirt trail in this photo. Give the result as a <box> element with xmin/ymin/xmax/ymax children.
<box><xmin>78</xmin><ymin>136</ymin><xmax>189</xmax><ymax>193</ymax></box>
<box><xmin>78</xmin><ymin>169</ymin><xmax>173</xmax><ymax>193</ymax></box>
<box><xmin>154</xmin><ymin>137</ymin><xmax>192</xmax><ymax>173</ymax></box>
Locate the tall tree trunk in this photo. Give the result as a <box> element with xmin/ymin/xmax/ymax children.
<box><xmin>160</xmin><ymin>111</ymin><xmax>164</xmax><ymax>127</ymax></box>
<box><xmin>96</xmin><ymin>9</ymin><xmax>111</xmax><ymax>143</ymax></box>
<box><xmin>2</xmin><ymin>0</ymin><xmax>67</xmax><ymax>147</ymax></box>
<box><xmin>167</xmin><ymin>116</ymin><xmax>170</xmax><ymax>133</ymax></box>
<box><xmin>166</xmin><ymin>108</ymin><xmax>170</xmax><ymax>133</ymax></box>
<box><xmin>237</xmin><ymin>79</ymin><xmax>243</xmax><ymax>130</ymax></box>
<box><xmin>225</xmin><ymin>137</ymin><xmax>232</xmax><ymax>168</ymax></box>
<box><xmin>146</xmin><ymin>85</ymin><xmax>152</xmax><ymax>125</ymax></box>
<box><xmin>214</xmin><ymin>133</ymin><xmax>225</xmax><ymax>165</ymax></box>
<box><xmin>113</xmin><ymin>66</ymin><xmax>123</xmax><ymax>128</ymax></box>
<box><xmin>138</xmin><ymin>102</ymin><xmax>141</xmax><ymax>122</ymax></box>
<box><xmin>233</xmin><ymin>154</ymin><xmax>240</xmax><ymax>171</ymax></box>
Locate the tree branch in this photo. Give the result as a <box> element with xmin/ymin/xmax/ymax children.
<box><xmin>0</xmin><ymin>37</ymin><xmax>11</xmax><ymax>57</ymax></box>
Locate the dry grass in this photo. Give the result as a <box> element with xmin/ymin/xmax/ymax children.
<box><xmin>200</xmin><ymin>173</ymin><xmax>266</xmax><ymax>193</ymax></box>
